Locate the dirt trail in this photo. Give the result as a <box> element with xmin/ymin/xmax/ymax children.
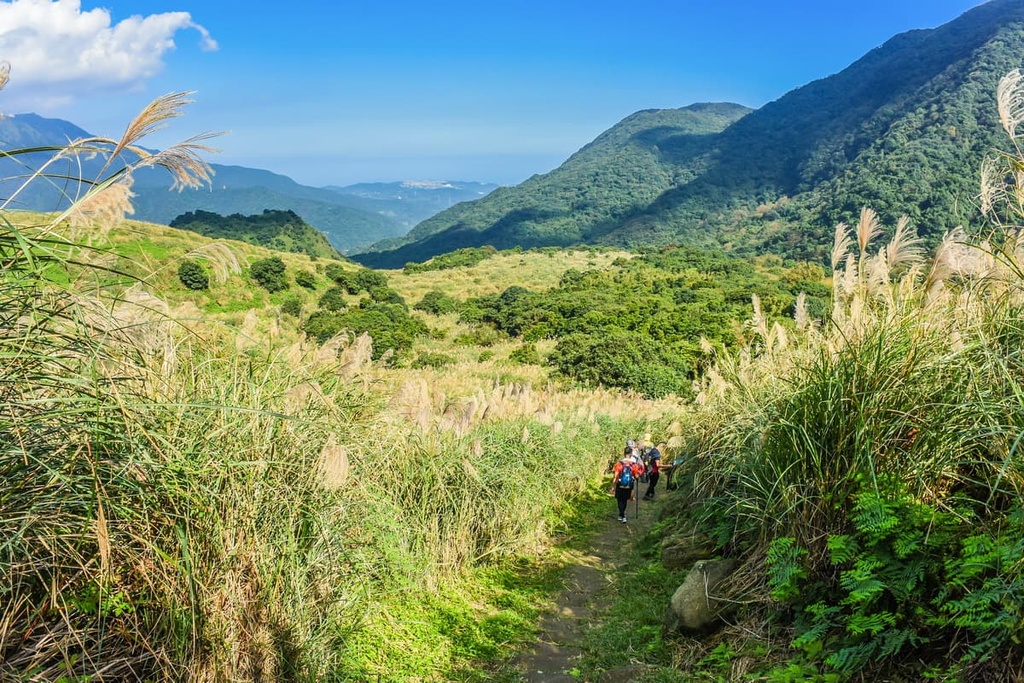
<box><xmin>511</xmin><ymin>493</ymin><xmax>656</xmax><ymax>682</ymax></box>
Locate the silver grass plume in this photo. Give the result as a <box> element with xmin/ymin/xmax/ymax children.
<box><xmin>868</xmin><ymin>249</ymin><xmax>890</xmax><ymax>292</ymax></box>
<box><xmin>856</xmin><ymin>207</ymin><xmax>883</xmax><ymax>256</ymax></box>
<box><xmin>997</xmin><ymin>69</ymin><xmax>1024</xmax><ymax>141</ymax></box>
<box><xmin>185</xmin><ymin>242</ymin><xmax>244</xmax><ymax>284</ymax></box>
<box><xmin>925</xmin><ymin>227</ymin><xmax>971</xmax><ymax>296</ymax></box>
<box><xmin>886</xmin><ymin>216</ymin><xmax>924</xmax><ymax>274</ymax></box>
<box><xmin>794</xmin><ymin>292</ymin><xmax>810</xmax><ymax>332</ymax></box>
<box><xmin>750</xmin><ymin>293</ymin><xmax>769</xmax><ymax>342</ymax></box>
<box><xmin>980</xmin><ymin>155</ymin><xmax>1002</xmax><ymax>218</ymax></box>
<box><xmin>831</xmin><ymin>221</ymin><xmax>853</xmax><ymax>271</ymax></box>
<box><xmin>842</xmin><ymin>252</ymin><xmax>858</xmax><ymax>297</ymax></box>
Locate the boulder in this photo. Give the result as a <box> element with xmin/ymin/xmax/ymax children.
<box><xmin>663</xmin><ymin>558</ymin><xmax>738</xmax><ymax>635</ymax></box>
<box><xmin>660</xmin><ymin>532</ymin><xmax>716</xmax><ymax>571</ymax></box>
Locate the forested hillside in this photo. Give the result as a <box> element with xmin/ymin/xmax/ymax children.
<box><xmin>354</xmin><ymin>0</ymin><xmax>1024</xmax><ymax>268</ymax></box>
<box><xmin>169</xmin><ymin>208</ymin><xmax>344</xmax><ymax>259</ymax></box>
<box><xmin>352</xmin><ymin>102</ymin><xmax>751</xmax><ymax>267</ymax></box>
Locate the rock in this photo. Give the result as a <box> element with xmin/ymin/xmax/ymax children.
<box><xmin>663</xmin><ymin>558</ymin><xmax>738</xmax><ymax>635</ymax></box>
<box><xmin>598</xmin><ymin>664</ymin><xmax>658</xmax><ymax>682</ymax></box>
<box><xmin>660</xmin><ymin>532</ymin><xmax>716</xmax><ymax>571</ymax></box>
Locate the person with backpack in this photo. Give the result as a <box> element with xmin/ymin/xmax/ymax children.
<box><xmin>642</xmin><ymin>441</ymin><xmax>665</xmax><ymax>500</ymax></box>
<box><xmin>610</xmin><ymin>446</ymin><xmax>641</xmax><ymax>523</ymax></box>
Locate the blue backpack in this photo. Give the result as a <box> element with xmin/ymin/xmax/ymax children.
<box><xmin>617</xmin><ymin>460</ymin><xmax>634</xmax><ymax>488</ymax></box>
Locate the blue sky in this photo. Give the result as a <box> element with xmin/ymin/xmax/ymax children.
<box><xmin>0</xmin><ymin>0</ymin><xmax>990</xmax><ymax>187</ymax></box>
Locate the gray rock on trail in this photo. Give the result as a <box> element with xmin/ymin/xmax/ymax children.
<box><xmin>664</xmin><ymin>558</ymin><xmax>738</xmax><ymax>634</ymax></box>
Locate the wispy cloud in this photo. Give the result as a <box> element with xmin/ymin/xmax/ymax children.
<box><xmin>0</xmin><ymin>0</ymin><xmax>216</xmax><ymax>106</ymax></box>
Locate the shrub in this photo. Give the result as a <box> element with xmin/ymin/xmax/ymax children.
<box><xmin>280</xmin><ymin>294</ymin><xmax>303</xmax><ymax>317</ymax></box>
<box><xmin>508</xmin><ymin>343</ymin><xmax>542</xmax><ymax>365</ymax></box>
<box><xmin>301</xmin><ymin>302</ymin><xmax>427</xmax><ymax>360</ymax></box>
<box><xmin>294</xmin><ymin>269</ymin><xmax>317</xmax><ymax>289</ymax></box>
<box><xmin>178</xmin><ymin>259</ymin><xmax>209</xmax><ymax>290</ymax></box>
<box><xmin>318</xmin><ymin>285</ymin><xmax>348</xmax><ymax>312</ymax></box>
<box><xmin>354</xmin><ymin>269</ymin><xmax>389</xmax><ymax>293</ymax></box>
<box><xmin>324</xmin><ymin>263</ymin><xmax>358</xmax><ymax>292</ymax></box>
<box><xmin>410</xmin><ymin>352</ymin><xmax>456</xmax><ymax>369</ymax></box>
<box><xmin>414</xmin><ymin>290</ymin><xmax>458</xmax><ymax>315</ymax></box>
<box><xmin>368</xmin><ymin>286</ymin><xmax>407</xmax><ymax>309</ymax></box>
<box><xmin>250</xmin><ymin>256</ymin><xmax>287</xmax><ymax>293</ymax></box>
<box><xmin>454</xmin><ymin>326</ymin><xmax>504</xmax><ymax>347</ymax></box>
<box><xmin>548</xmin><ymin>331</ymin><xmax>693</xmax><ymax>398</ymax></box>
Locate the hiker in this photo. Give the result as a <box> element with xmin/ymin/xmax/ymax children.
<box><xmin>642</xmin><ymin>441</ymin><xmax>665</xmax><ymax>500</ymax></box>
<box><xmin>663</xmin><ymin>453</ymin><xmax>684</xmax><ymax>490</ymax></box>
<box><xmin>611</xmin><ymin>446</ymin><xmax>641</xmax><ymax>523</ymax></box>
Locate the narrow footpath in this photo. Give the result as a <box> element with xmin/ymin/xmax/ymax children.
<box><xmin>511</xmin><ymin>493</ymin><xmax>657</xmax><ymax>682</ymax></box>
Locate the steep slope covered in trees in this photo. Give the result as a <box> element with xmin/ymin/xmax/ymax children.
<box><xmin>354</xmin><ymin>0</ymin><xmax>1024</xmax><ymax>267</ymax></box>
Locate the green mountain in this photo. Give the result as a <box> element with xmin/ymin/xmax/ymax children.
<box><xmin>352</xmin><ymin>0</ymin><xmax>1024</xmax><ymax>268</ymax></box>
<box><xmin>350</xmin><ymin>102</ymin><xmax>751</xmax><ymax>266</ymax></box>
<box><xmin>169</xmin><ymin>208</ymin><xmax>344</xmax><ymax>260</ymax></box>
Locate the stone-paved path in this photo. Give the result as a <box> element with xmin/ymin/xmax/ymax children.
<box><xmin>511</xmin><ymin>493</ymin><xmax>656</xmax><ymax>682</ymax></box>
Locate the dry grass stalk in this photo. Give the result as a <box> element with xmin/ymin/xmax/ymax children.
<box><xmin>284</xmin><ymin>381</ymin><xmax>325</xmax><ymax>413</ymax></box>
<box><xmin>998</xmin><ymin>69</ymin><xmax>1024</xmax><ymax>141</ymax></box>
<box><xmin>856</xmin><ymin>207</ymin><xmax>882</xmax><ymax>256</ymax></box>
<box><xmin>831</xmin><ymin>222</ymin><xmax>852</xmax><ymax>271</ymax></box>
<box><xmin>235</xmin><ymin>311</ymin><xmax>260</xmax><ymax>353</ymax></box>
<box><xmin>886</xmin><ymin>216</ymin><xmax>924</xmax><ymax>274</ymax></box>
<box><xmin>68</xmin><ymin>179</ymin><xmax>136</xmax><ymax>230</ymax></box>
<box><xmin>187</xmin><ymin>242</ymin><xmax>244</xmax><ymax>283</ymax></box>
<box><xmin>338</xmin><ymin>332</ymin><xmax>373</xmax><ymax>378</ymax></box>
<box><xmin>317</xmin><ymin>439</ymin><xmax>350</xmax><ymax>489</ymax></box>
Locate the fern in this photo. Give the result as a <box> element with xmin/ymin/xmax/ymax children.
<box><xmin>839</xmin><ymin>558</ymin><xmax>886</xmax><ymax>605</ymax></box>
<box><xmin>826</xmin><ymin>534</ymin><xmax>859</xmax><ymax>565</ymax></box>
<box><xmin>766</xmin><ymin>536</ymin><xmax>808</xmax><ymax>601</ymax></box>
<box><xmin>846</xmin><ymin>611</ymin><xmax>896</xmax><ymax>637</ymax></box>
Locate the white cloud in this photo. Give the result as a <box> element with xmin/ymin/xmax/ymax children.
<box><xmin>0</xmin><ymin>0</ymin><xmax>216</xmax><ymax>98</ymax></box>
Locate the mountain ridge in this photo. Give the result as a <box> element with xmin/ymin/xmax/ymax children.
<box><xmin>0</xmin><ymin>115</ymin><xmax>497</xmax><ymax>253</ymax></box>
<box><xmin>351</xmin><ymin>0</ymin><xmax>1024</xmax><ymax>268</ymax></box>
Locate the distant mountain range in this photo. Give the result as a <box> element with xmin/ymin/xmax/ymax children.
<box><xmin>351</xmin><ymin>0</ymin><xmax>1024</xmax><ymax>268</ymax></box>
<box><xmin>0</xmin><ymin>114</ymin><xmax>497</xmax><ymax>253</ymax></box>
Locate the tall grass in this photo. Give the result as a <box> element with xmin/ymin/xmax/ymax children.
<box><xmin>671</xmin><ymin>72</ymin><xmax>1024</xmax><ymax>680</ymax></box>
<box><xmin>0</xmin><ymin>80</ymin><xmax>670</xmax><ymax>680</ymax></box>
